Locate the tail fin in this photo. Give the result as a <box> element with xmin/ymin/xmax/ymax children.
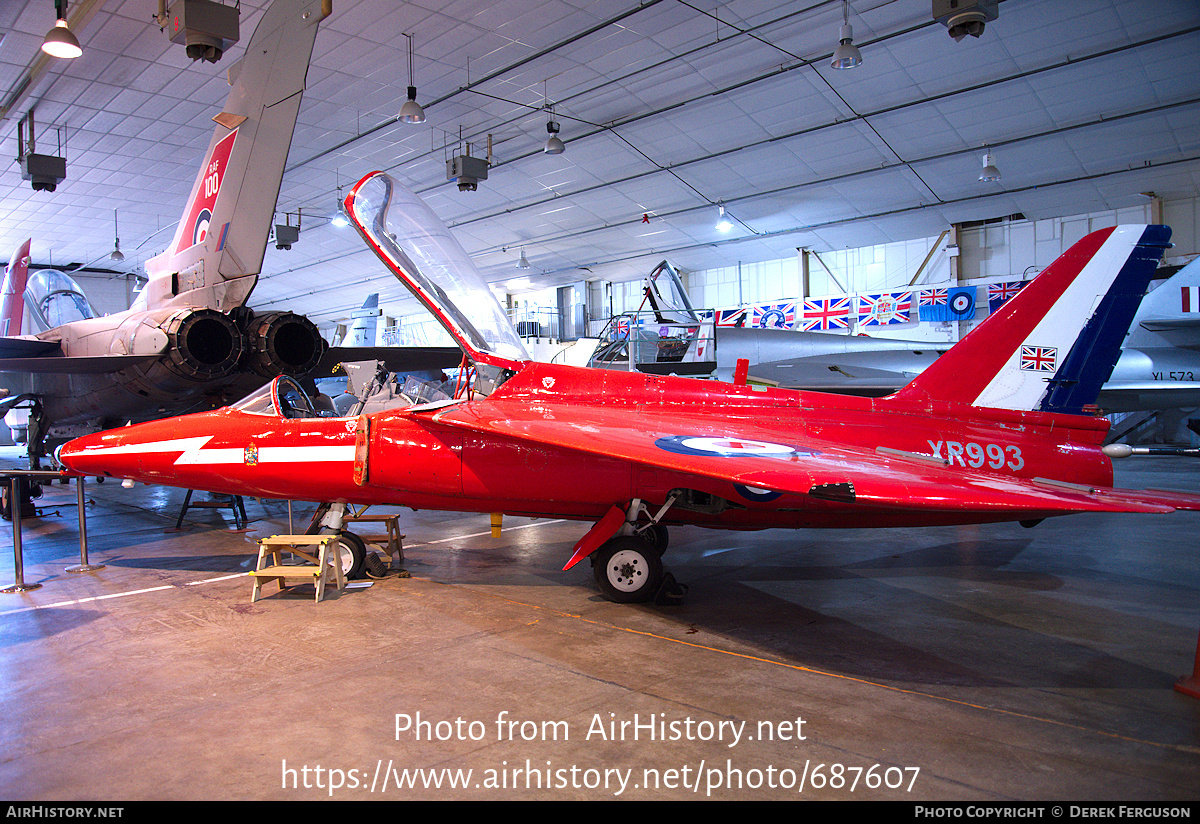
<box><xmin>137</xmin><ymin>0</ymin><xmax>328</xmax><ymax>313</ymax></box>
<box><xmin>1122</xmin><ymin>254</ymin><xmax>1200</xmax><ymax>344</ymax></box>
<box><xmin>892</xmin><ymin>225</ymin><xmax>1172</xmax><ymax>413</ymax></box>
<box><xmin>1</xmin><ymin>239</ymin><xmax>31</xmax><ymax>336</ymax></box>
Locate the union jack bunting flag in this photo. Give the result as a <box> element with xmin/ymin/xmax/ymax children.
<box><xmin>799</xmin><ymin>296</ymin><xmax>852</xmax><ymax>331</ymax></box>
<box><xmin>919</xmin><ymin>288</ymin><xmax>948</xmax><ymax>307</ymax></box>
<box><xmin>919</xmin><ymin>286</ymin><xmax>976</xmax><ymax>322</ymax></box>
<box><xmin>752</xmin><ymin>301</ymin><xmax>796</xmax><ymax>329</ymax></box>
<box><xmin>857</xmin><ymin>291</ymin><xmax>913</xmax><ymax>326</ymax></box>
<box><xmin>715</xmin><ymin>307</ymin><xmax>750</xmax><ymax>327</ymax></box>
<box><xmin>988</xmin><ymin>281</ymin><xmax>1028</xmax><ymax>313</ymax></box>
<box><xmin>1019</xmin><ymin>345</ymin><xmax>1057</xmax><ymax>372</ymax></box>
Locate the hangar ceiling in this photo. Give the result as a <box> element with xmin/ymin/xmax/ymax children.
<box><xmin>0</xmin><ymin>0</ymin><xmax>1198</xmax><ymax>331</ymax></box>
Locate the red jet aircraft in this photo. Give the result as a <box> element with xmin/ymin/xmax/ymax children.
<box><xmin>58</xmin><ymin>172</ymin><xmax>1200</xmax><ymax>603</ymax></box>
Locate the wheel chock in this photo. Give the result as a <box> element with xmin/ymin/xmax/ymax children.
<box><xmin>654</xmin><ymin>571</ymin><xmax>688</xmax><ymax>606</ymax></box>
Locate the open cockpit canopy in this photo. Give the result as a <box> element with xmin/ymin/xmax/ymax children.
<box><xmin>346</xmin><ymin>172</ymin><xmax>530</xmax><ymax>371</ymax></box>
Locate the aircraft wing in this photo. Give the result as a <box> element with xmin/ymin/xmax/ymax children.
<box><xmin>0</xmin><ymin>337</ymin><xmax>61</xmax><ymax>358</ymax></box>
<box><xmin>427</xmin><ymin>397</ymin><xmax>1200</xmax><ymax>516</ymax></box>
<box><xmin>0</xmin><ymin>354</ymin><xmax>161</xmax><ymax>374</ymax></box>
<box><xmin>316</xmin><ymin>346</ymin><xmax>463</xmax><ymax>378</ymax></box>
<box><xmin>1139</xmin><ymin>316</ymin><xmax>1200</xmax><ymax>331</ymax></box>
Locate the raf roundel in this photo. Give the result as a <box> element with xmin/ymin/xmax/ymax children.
<box><xmin>950</xmin><ymin>291</ymin><xmax>974</xmax><ymax>316</ymax></box>
<box><xmin>193</xmin><ymin>209</ymin><xmax>212</xmax><ymax>246</ymax></box>
<box><xmin>734</xmin><ymin>484</ymin><xmax>783</xmax><ymax>502</ymax></box>
<box><xmin>654</xmin><ymin>435</ymin><xmax>815</xmax><ymax>459</ymax></box>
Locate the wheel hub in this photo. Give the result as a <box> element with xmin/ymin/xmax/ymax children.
<box><xmin>608</xmin><ymin>549</ymin><xmax>647</xmax><ymax>592</ymax></box>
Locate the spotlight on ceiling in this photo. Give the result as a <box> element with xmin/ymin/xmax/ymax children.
<box><xmin>544</xmin><ymin>120</ymin><xmax>565</xmax><ymax>155</ymax></box>
<box><xmin>933</xmin><ymin>0</ymin><xmax>998</xmax><ymax>42</ymax></box>
<box><xmin>716</xmin><ymin>202</ymin><xmax>733</xmax><ymax>233</ymax></box>
<box><xmin>274</xmin><ymin>211</ymin><xmax>301</xmax><ymax>250</ymax></box>
<box><xmin>399</xmin><ymin>33</ymin><xmax>426</xmax><ymax>124</ymax></box>
<box><xmin>17</xmin><ymin>111</ymin><xmax>66</xmax><ymax>193</ymax></box>
<box><xmin>331</xmin><ymin>201</ymin><xmax>349</xmax><ymax>228</ymax></box>
<box><xmin>830</xmin><ymin>1</ymin><xmax>862</xmax><ymax>69</ymax></box>
<box><xmin>110</xmin><ymin>210</ymin><xmax>125</xmax><ymax>261</ymax></box>
<box><xmin>517</xmin><ymin>249</ymin><xmax>531</xmax><ymax>269</ymax></box>
<box><xmin>978</xmin><ymin>151</ymin><xmax>1001</xmax><ymax>182</ymax></box>
<box><xmin>164</xmin><ymin>0</ymin><xmax>240</xmax><ymax>64</ymax></box>
<box><xmin>41</xmin><ymin>1</ymin><xmax>81</xmax><ymax>59</ymax></box>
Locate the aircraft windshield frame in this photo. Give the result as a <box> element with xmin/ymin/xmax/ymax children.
<box><xmin>232</xmin><ymin>376</ymin><xmax>317</xmax><ymax>418</ymax></box>
<box><xmin>26</xmin><ymin>269</ymin><xmax>96</xmax><ymax>330</ymax></box>
<box><xmin>346</xmin><ymin>172</ymin><xmax>529</xmax><ymax>369</ymax></box>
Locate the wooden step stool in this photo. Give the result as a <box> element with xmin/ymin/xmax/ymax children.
<box><xmin>249</xmin><ymin>535</ymin><xmax>346</xmax><ymax>603</ymax></box>
<box><xmin>343</xmin><ymin>509</ymin><xmax>405</xmax><ymax>569</ymax></box>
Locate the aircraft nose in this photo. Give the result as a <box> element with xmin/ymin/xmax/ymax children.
<box><xmin>57</xmin><ymin>431</ymin><xmax>106</xmax><ymax>476</ymax></box>
<box><xmin>57</xmin><ymin>429</ymin><xmax>135</xmax><ymax>480</ymax></box>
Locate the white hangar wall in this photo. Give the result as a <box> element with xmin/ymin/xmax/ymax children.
<box><xmin>683</xmin><ymin>197</ymin><xmax>1199</xmax><ymax>320</ymax></box>
<box><xmin>379</xmin><ymin>196</ymin><xmax>1200</xmax><ymax>347</ymax></box>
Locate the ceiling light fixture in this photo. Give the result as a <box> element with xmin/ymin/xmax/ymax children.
<box><xmin>110</xmin><ymin>209</ymin><xmax>124</xmax><ymax>261</ymax></box>
<box><xmin>517</xmin><ymin>249</ymin><xmax>531</xmax><ymax>269</ymax></box>
<box><xmin>979</xmin><ymin>150</ymin><xmax>1001</xmax><ymax>182</ymax></box>
<box><xmin>716</xmin><ymin>202</ymin><xmax>733</xmax><ymax>233</ymax></box>
<box><xmin>331</xmin><ymin>197</ymin><xmax>349</xmax><ymax>227</ymax></box>
<box><xmin>830</xmin><ymin>1</ymin><xmax>861</xmax><ymax>70</ymax></box>
<box><xmin>42</xmin><ymin>0</ymin><xmax>82</xmax><ymax>59</ymax></box>
<box><xmin>399</xmin><ymin>33</ymin><xmax>425</xmax><ymax>124</ymax></box>
<box><xmin>544</xmin><ymin>118</ymin><xmax>565</xmax><ymax>155</ymax></box>
<box><xmin>541</xmin><ymin>84</ymin><xmax>565</xmax><ymax>155</ymax></box>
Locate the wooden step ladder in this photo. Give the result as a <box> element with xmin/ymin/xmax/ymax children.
<box><xmin>249</xmin><ymin>535</ymin><xmax>346</xmax><ymax>603</ymax></box>
<box><xmin>343</xmin><ymin>506</ymin><xmax>405</xmax><ymax>570</ymax></box>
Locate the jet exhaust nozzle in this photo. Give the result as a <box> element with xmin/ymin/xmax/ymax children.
<box><xmin>244</xmin><ymin>311</ymin><xmax>326</xmax><ymax>378</ymax></box>
<box><xmin>163</xmin><ymin>308</ymin><xmax>245</xmax><ymax>380</ymax></box>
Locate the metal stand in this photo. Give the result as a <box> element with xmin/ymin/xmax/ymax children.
<box><xmin>2</xmin><ymin>472</ymin><xmax>55</xmax><ymax>593</ymax></box>
<box><xmin>1</xmin><ymin>470</ymin><xmax>94</xmax><ymax>593</ymax></box>
<box><xmin>2</xmin><ymin>476</ymin><xmax>39</xmax><ymax>593</ymax></box>
<box><xmin>175</xmin><ymin>489</ymin><xmax>249</xmax><ymax>530</ymax></box>
<box><xmin>66</xmin><ymin>476</ymin><xmax>103</xmax><ymax>574</ymax></box>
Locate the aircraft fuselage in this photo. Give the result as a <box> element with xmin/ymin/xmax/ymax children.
<box><xmin>60</xmin><ymin>362</ymin><xmax>1116</xmax><ymax>531</ymax></box>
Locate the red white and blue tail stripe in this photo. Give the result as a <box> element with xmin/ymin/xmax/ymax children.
<box><xmin>893</xmin><ymin>225</ymin><xmax>1172</xmax><ymax>413</ymax></box>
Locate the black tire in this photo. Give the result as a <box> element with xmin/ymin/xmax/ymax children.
<box><xmin>330</xmin><ymin>531</ymin><xmax>366</xmax><ymax>580</ymax></box>
<box><xmin>637</xmin><ymin>523</ymin><xmax>669</xmax><ymax>555</ymax></box>
<box><xmin>592</xmin><ymin>536</ymin><xmax>663</xmax><ymax>603</ymax></box>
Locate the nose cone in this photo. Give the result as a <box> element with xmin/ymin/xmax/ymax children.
<box><xmin>58</xmin><ymin>427</ymin><xmax>144</xmax><ymax>480</ymax></box>
<box><xmin>58</xmin><ymin>416</ymin><xmax>211</xmax><ymax>484</ymax></box>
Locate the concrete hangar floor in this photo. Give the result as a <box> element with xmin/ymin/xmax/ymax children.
<box><xmin>0</xmin><ymin>446</ymin><xmax>1197</xmax><ymax>802</ymax></box>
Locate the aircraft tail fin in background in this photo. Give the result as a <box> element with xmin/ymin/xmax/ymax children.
<box><xmin>1125</xmin><ymin>255</ymin><xmax>1200</xmax><ymax>339</ymax></box>
<box><xmin>892</xmin><ymin>225</ymin><xmax>1172</xmax><ymax>414</ymax></box>
<box><xmin>1</xmin><ymin>239</ymin><xmax>31</xmax><ymax>337</ymax></box>
<box><xmin>138</xmin><ymin>0</ymin><xmax>329</xmax><ymax>313</ymax></box>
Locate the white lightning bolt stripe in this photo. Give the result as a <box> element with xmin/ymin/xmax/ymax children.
<box><xmin>251</xmin><ymin>446</ymin><xmax>355</xmax><ymax>464</ymax></box>
<box><xmin>81</xmin><ymin>437</ymin><xmax>354</xmax><ymax>465</ymax></box>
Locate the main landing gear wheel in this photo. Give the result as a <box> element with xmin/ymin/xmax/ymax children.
<box><xmin>592</xmin><ymin>536</ymin><xmax>663</xmax><ymax>603</ymax></box>
<box><xmin>637</xmin><ymin>523</ymin><xmax>669</xmax><ymax>555</ymax></box>
<box><xmin>331</xmin><ymin>531</ymin><xmax>366</xmax><ymax>580</ymax></box>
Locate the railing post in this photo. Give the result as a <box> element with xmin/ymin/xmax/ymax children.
<box><xmin>1</xmin><ymin>475</ymin><xmax>41</xmax><ymax>593</ymax></box>
<box><xmin>66</xmin><ymin>475</ymin><xmax>102</xmax><ymax>573</ymax></box>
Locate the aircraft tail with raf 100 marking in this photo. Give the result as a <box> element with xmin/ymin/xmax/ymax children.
<box><xmin>135</xmin><ymin>0</ymin><xmax>328</xmax><ymax>315</ymax></box>
<box><xmin>891</xmin><ymin>225</ymin><xmax>1172</xmax><ymax>414</ymax></box>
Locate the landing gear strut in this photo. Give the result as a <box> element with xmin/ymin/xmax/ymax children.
<box><xmin>587</xmin><ymin>496</ymin><xmax>687</xmax><ymax>604</ymax></box>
